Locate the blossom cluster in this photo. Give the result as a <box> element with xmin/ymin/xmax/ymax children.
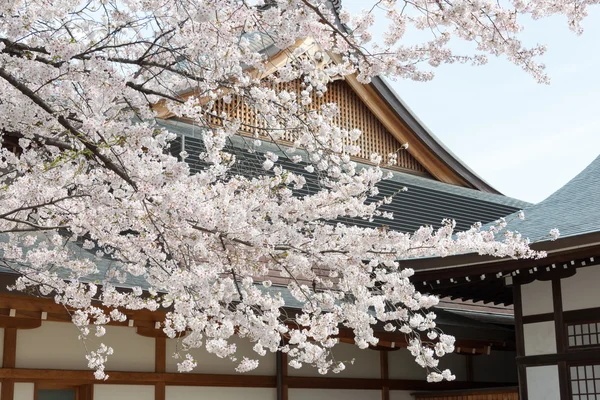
<box><xmin>0</xmin><ymin>0</ymin><xmax>571</xmax><ymax>382</ymax></box>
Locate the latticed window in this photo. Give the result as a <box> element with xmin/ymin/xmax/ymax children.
<box><xmin>568</xmin><ymin>323</ymin><xmax>600</xmax><ymax>348</ymax></box>
<box><xmin>570</xmin><ymin>364</ymin><xmax>600</xmax><ymax>399</ymax></box>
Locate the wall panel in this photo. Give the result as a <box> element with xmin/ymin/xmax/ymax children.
<box><xmin>389</xmin><ymin>390</ymin><xmax>414</xmax><ymax>400</ymax></box>
<box><xmin>16</xmin><ymin>322</ymin><xmax>154</xmax><ymax>371</ymax></box>
<box><xmin>16</xmin><ymin>321</ymin><xmax>87</xmax><ymax>369</ymax></box>
<box><xmin>526</xmin><ymin>365</ymin><xmax>560</xmax><ymax>400</ymax></box>
<box><xmin>523</xmin><ymin>321</ymin><xmax>557</xmax><ymax>356</ymax></box>
<box><xmin>288</xmin><ymin>342</ymin><xmax>380</xmax><ymax>378</ymax></box>
<box><xmin>521</xmin><ymin>280</ymin><xmax>553</xmax><ymax>316</ymax></box>
<box><xmin>94</xmin><ymin>384</ymin><xmax>154</xmax><ymax>400</ymax></box>
<box><xmin>562</xmin><ymin>267</ymin><xmax>600</xmax><ymax>311</ymax></box>
<box><xmin>388</xmin><ymin>349</ymin><xmax>428</xmax><ymax>380</ymax></box>
<box><xmin>166</xmin><ymin>386</ymin><xmax>276</xmax><ymax>400</ymax></box>
<box><xmin>472</xmin><ymin>351</ymin><xmax>517</xmax><ymax>382</ymax></box>
<box><xmin>14</xmin><ymin>382</ymin><xmax>34</xmax><ymax>400</ymax></box>
<box><xmin>165</xmin><ymin>335</ymin><xmax>275</xmax><ymax>375</ymax></box>
<box><xmin>289</xmin><ymin>389</ymin><xmax>380</xmax><ymax>400</ymax></box>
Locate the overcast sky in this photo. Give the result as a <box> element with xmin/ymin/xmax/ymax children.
<box><xmin>343</xmin><ymin>3</ymin><xmax>600</xmax><ymax>204</ymax></box>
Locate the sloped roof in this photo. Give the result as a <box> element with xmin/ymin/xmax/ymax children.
<box><xmin>161</xmin><ymin>118</ymin><xmax>529</xmax><ymax>233</ymax></box>
<box><xmin>493</xmin><ymin>154</ymin><xmax>600</xmax><ymax>242</ymax></box>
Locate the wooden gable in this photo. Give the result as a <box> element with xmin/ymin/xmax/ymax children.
<box><xmin>205</xmin><ymin>78</ymin><xmax>428</xmax><ymax>175</ymax></box>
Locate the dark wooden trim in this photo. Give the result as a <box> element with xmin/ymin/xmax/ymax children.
<box><xmin>522</xmin><ymin>313</ymin><xmax>554</xmax><ymax>324</ymax></box>
<box><xmin>3</xmin><ymin>328</ymin><xmax>16</xmax><ymax>368</ymax></box>
<box><xmin>155</xmin><ymin>337</ymin><xmax>166</xmax><ymax>373</ymax></box>
<box><xmin>0</xmin><ymin>316</ymin><xmax>41</xmax><ymax>330</ymax></box>
<box><xmin>155</xmin><ymin>336</ymin><xmax>166</xmax><ymax>400</ymax></box>
<box><xmin>79</xmin><ymin>384</ymin><xmax>94</xmax><ymax>400</ymax></box>
<box><xmin>516</xmin><ymin>348</ymin><xmax>600</xmax><ymax>366</ymax></box>
<box><xmin>410</xmin><ymin>242</ymin><xmax>600</xmax><ymax>279</ymax></box>
<box><xmin>522</xmin><ymin>307</ymin><xmax>600</xmax><ymax>325</ymax></box>
<box><xmin>380</xmin><ymin>350</ymin><xmax>389</xmax><ymax>400</ymax></box>
<box><xmin>276</xmin><ymin>351</ymin><xmax>288</xmax><ymax>400</ymax></box>
<box><xmin>563</xmin><ymin>307</ymin><xmax>600</xmax><ymax>324</ymax></box>
<box><xmin>552</xmin><ymin>279</ymin><xmax>569</xmax><ymax>400</ymax></box>
<box><xmin>512</xmin><ymin>285</ymin><xmax>528</xmax><ymax>400</ymax></box>
<box><xmin>155</xmin><ymin>383</ymin><xmax>165</xmax><ymax>400</ymax></box>
<box><xmin>2</xmin><ymin>327</ymin><xmax>17</xmax><ymax>400</ymax></box>
<box><xmin>465</xmin><ymin>354</ymin><xmax>473</xmax><ymax>382</ymax></box>
<box><xmin>0</xmin><ymin>368</ymin><xmax>277</xmax><ymax>387</ymax></box>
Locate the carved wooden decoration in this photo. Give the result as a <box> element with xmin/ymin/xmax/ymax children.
<box><xmin>206</xmin><ymin>79</ymin><xmax>428</xmax><ymax>174</ymax></box>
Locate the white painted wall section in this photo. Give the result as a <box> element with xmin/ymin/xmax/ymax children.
<box><xmin>94</xmin><ymin>385</ymin><xmax>154</xmax><ymax>400</ymax></box>
<box><xmin>521</xmin><ymin>280</ymin><xmax>554</xmax><ymax>316</ymax></box>
<box><xmin>562</xmin><ymin>266</ymin><xmax>600</xmax><ymax>311</ymax></box>
<box><xmin>472</xmin><ymin>351</ymin><xmax>518</xmax><ymax>382</ymax></box>
<box><xmin>523</xmin><ymin>321</ymin><xmax>557</xmax><ymax>355</ymax></box>
<box><xmin>16</xmin><ymin>321</ymin><xmax>88</xmax><ymax>369</ymax></box>
<box><xmin>16</xmin><ymin>322</ymin><xmax>154</xmax><ymax>371</ymax></box>
<box><xmin>388</xmin><ymin>349</ymin><xmax>429</xmax><ymax>380</ymax></box>
<box><xmin>14</xmin><ymin>383</ymin><xmax>34</xmax><ymax>400</ymax></box>
<box><xmin>288</xmin><ymin>342</ymin><xmax>380</xmax><ymax>378</ymax></box>
<box><xmin>166</xmin><ymin>386</ymin><xmax>276</xmax><ymax>400</ymax></box>
<box><xmin>166</xmin><ymin>335</ymin><xmax>275</xmax><ymax>375</ymax></box>
<box><xmin>289</xmin><ymin>389</ymin><xmax>380</xmax><ymax>400</ymax></box>
<box><xmin>390</xmin><ymin>390</ymin><xmax>414</xmax><ymax>400</ymax></box>
<box><xmin>101</xmin><ymin>325</ymin><xmax>155</xmax><ymax>372</ymax></box>
<box><xmin>526</xmin><ymin>365</ymin><xmax>560</xmax><ymax>400</ymax></box>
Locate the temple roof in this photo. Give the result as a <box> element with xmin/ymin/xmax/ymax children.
<box><xmin>492</xmin><ymin>154</ymin><xmax>600</xmax><ymax>242</ymax></box>
<box><xmin>161</xmin><ymin>119</ymin><xmax>529</xmax><ymax>234</ymax></box>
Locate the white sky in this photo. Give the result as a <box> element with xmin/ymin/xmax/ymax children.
<box><xmin>343</xmin><ymin>2</ymin><xmax>600</xmax><ymax>204</ymax></box>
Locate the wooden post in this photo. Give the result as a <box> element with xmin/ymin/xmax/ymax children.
<box><xmin>2</xmin><ymin>327</ymin><xmax>16</xmax><ymax>400</ymax></box>
<box><xmin>276</xmin><ymin>351</ymin><xmax>288</xmax><ymax>400</ymax></box>
<box><xmin>155</xmin><ymin>337</ymin><xmax>166</xmax><ymax>400</ymax></box>
<box><xmin>380</xmin><ymin>350</ymin><xmax>389</xmax><ymax>400</ymax></box>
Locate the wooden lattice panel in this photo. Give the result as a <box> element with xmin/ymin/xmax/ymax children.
<box><xmin>206</xmin><ymin>79</ymin><xmax>428</xmax><ymax>174</ymax></box>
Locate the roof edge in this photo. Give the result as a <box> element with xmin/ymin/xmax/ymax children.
<box><xmin>369</xmin><ymin>77</ymin><xmax>502</xmax><ymax>195</ymax></box>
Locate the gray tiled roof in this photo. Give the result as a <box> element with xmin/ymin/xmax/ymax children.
<box><xmin>161</xmin><ymin>119</ymin><xmax>529</xmax><ymax>233</ymax></box>
<box><xmin>493</xmin><ymin>154</ymin><xmax>600</xmax><ymax>242</ymax></box>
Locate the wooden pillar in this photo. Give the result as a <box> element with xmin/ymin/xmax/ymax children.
<box><xmin>276</xmin><ymin>351</ymin><xmax>288</xmax><ymax>400</ymax></box>
<box><xmin>155</xmin><ymin>336</ymin><xmax>166</xmax><ymax>400</ymax></box>
<box><xmin>513</xmin><ymin>284</ymin><xmax>528</xmax><ymax>400</ymax></box>
<box><xmin>465</xmin><ymin>354</ymin><xmax>474</xmax><ymax>382</ymax></box>
<box><xmin>380</xmin><ymin>350</ymin><xmax>389</xmax><ymax>400</ymax></box>
<box><xmin>2</xmin><ymin>327</ymin><xmax>16</xmax><ymax>400</ymax></box>
<box><xmin>552</xmin><ymin>279</ymin><xmax>569</xmax><ymax>400</ymax></box>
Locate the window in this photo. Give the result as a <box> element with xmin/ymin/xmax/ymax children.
<box><xmin>570</xmin><ymin>364</ymin><xmax>600</xmax><ymax>399</ymax></box>
<box><xmin>568</xmin><ymin>323</ymin><xmax>600</xmax><ymax>348</ymax></box>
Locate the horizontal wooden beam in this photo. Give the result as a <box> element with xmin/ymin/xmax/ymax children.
<box><xmin>0</xmin><ymin>368</ymin><xmax>276</xmax><ymax>387</ymax></box>
<box><xmin>517</xmin><ymin>349</ymin><xmax>600</xmax><ymax>366</ymax></box>
<box><xmin>0</xmin><ymin>367</ymin><xmax>515</xmax><ymax>391</ymax></box>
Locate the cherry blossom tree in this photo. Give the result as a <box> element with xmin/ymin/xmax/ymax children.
<box><xmin>0</xmin><ymin>0</ymin><xmax>575</xmax><ymax>381</ymax></box>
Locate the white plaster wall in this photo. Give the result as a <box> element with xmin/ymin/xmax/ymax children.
<box><xmin>288</xmin><ymin>342</ymin><xmax>380</xmax><ymax>378</ymax></box>
<box><xmin>389</xmin><ymin>391</ymin><xmax>414</xmax><ymax>400</ymax></box>
<box><xmin>14</xmin><ymin>383</ymin><xmax>34</xmax><ymax>400</ymax></box>
<box><xmin>166</xmin><ymin>335</ymin><xmax>275</xmax><ymax>375</ymax></box>
<box><xmin>94</xmin><ymin>385</ymin><xmax>154</xmax><ymax>400</ymax></box>
<box><xmin>17</xmin><ymin>321</ymin><xmax>87</xmax><ymax>369</ymax></box>
<box><xmin>521</xmin><ymin>280</ymin><xmax>554</xmax><ymax>316</ymax></box>
<box><xmin>388</xmin><ymin>349</ymin><xmax>428</xmax><ymax>380</ymax></box>
<box><xmin>101</xmin><ymin>325</ymin><xmax>155</xmax><ymax>372</ymax></box>
<box><xmin>526</xmin><ymin>365</ymin><xmax>560</xmax><ymax>400</ymax></box>
<box><xmin>166</xmin><ymin>386</ymin><xmax>276</xmax><ymax>400</ymax></box>
<box><xmin>289</xmin><ymin>389</ymin><xmax>380</xmax><ymax>400</ymax></box>
<box><xmin>472</xmin><ymin>351</ymin><xmax>517</xmax><ymax>383</ymax></box>
<box><xmin>562</xmin><ymin>266</ymin><xmax>600</xmax><ymax>311</ymax></box>
<box><xmin>437</xmin><ymin>353</ymin><xmax>467</xmax><ymax>381</ymax></box>
<box><xmin>16</xmin><ymin>321</ymin><xmax>154</xmax><ymax>371</ymax></box>
<box><xmin>523</xmin><ymin>321</ymin><xmax>557</xmax><ymax>356</ymax></box>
